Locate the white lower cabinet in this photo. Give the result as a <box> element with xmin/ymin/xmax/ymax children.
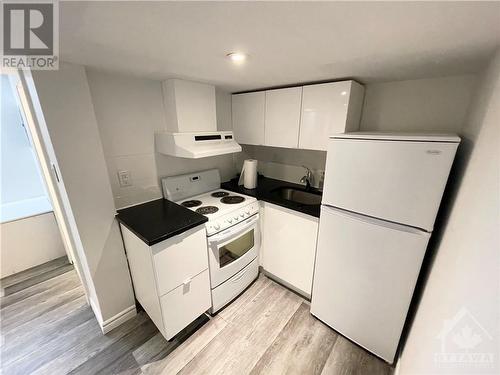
<box><xmin>121</xmin><ymin>224</ymin><xmax>211</xmax><ymax>340</ymax></box>
<box><xmin>160</xmin><ymin>269</ymin><xmax>211</xmax><ymax>339</ymax></box>
<box><xmin>261</xmin><ymin>202</ymin><xmax>319</xmax><ymax>297</ymax></box>
<box><xmin>152</xmin><ymin>227</ymin><xmax>208</xmax><ymax>296</ymax></box>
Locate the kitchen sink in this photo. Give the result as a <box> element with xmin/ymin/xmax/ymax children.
<box><xmin>272</xmin><ymin>187</ymin><xmax>322</xmax><ymax>205</ymax></box>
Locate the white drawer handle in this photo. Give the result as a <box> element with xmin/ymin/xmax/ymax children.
<box><xmin>183</xmin><ymin>278</ymin><xmax>192</xmax><ymax>286</ymax></box>
<box><xmin>232</xmin><ymin>268</ymin><xmax>248</xmax><ymax>283</ymax></box>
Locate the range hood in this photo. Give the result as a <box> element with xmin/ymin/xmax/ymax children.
<box><xmin>155</xmin><ymin>131</ymin><xmax>241</xmax><ymax>159</ymax></box>
<box><xmin>155</xmin><ymin>79</ymin><xmax>241</xmax><ymax>158</ymax></box>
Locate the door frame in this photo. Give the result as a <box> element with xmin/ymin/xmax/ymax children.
<box><xmin>12</xmin><ymin>68</ymin><xmax>95</xmax><ymax>304</ymax></box>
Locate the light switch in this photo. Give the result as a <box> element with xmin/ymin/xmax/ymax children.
<box><xmin>118</xmin><ymin>170</ymin><xmax>132</xmax><ymax>187</ymax></box>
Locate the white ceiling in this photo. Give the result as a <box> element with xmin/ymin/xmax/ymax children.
<box><xmin>60</xmin><ymin>1</ymin><xmax>500</xmax><ymax>92</ymax></box>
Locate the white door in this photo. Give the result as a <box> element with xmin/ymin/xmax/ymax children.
<box><xmin>322</xmin><ymin>137</ymin><xmax>459</xmax><ymax>231</ymax></box>
<box><xmin>232</xmin><ymin>92</ymin><xmax>265</xmax><ymax>145</ymax></box>
<box><xmin>311</xmin><ymin>206</ymin><xmax>430</xmax><ymax>363</ymax></box>
<box><xmin>298</xmin><ymin>81</ymin><xmax>364</xmax><ymax>151</ymax></box>
<box><xmin>264</xmin><ymin>87</ymin><xmax>302</xmax><ymax>148</ymax></box>
<box><xmin>15</xmin><ymin>71</ymin><xmax>94</xmax><ymax>302</ymax></box>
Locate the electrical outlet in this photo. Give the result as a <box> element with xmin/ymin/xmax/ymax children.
<box><xmin>118</xmin><ymin>170</ymin><xmax>132</xmax><ymax>187</ymax></box>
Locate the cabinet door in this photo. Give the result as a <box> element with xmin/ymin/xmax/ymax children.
<box><xmin>232</xmin><ymin>92</ymin><xmax>265</xmax><ymax>145</ymax></box>
<box><xmin>299</xmin><ymin>81</ymin><xmax>364</xmax><ymax>151</ymax></box>
<box><xmin>264</xmin><ymin>87</ymin><xmax>302</xmax><ymax>148</ymax></box>
<box><xmin>262</xmin><ymin>203</ymin><xmax>318</xmax><ymax>296</ymax></box>
<box><xmin>152</xmin><ymin>226</ymin><xmax>208</xmax><ymax>296</ymax></box>
<box><xmin>160</xmin><ymin>269</ymin><xmax>211</xmax><ymax>340</ymax></box>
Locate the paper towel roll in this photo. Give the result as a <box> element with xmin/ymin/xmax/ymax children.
<box><xmin>238</xmin><ymin>159</ymin><xmax>258</xmax><ymax>189</ymax></box>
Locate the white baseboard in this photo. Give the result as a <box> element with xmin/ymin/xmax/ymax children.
<box><xmin>100</xmin><ymin>305</ymin><xmax>137</xmax><ymax>334</ymax></box>
<box><xmin>89</xmin><ymin>298</ymin><xmax>137</xmax><ymax>334</ymax></box>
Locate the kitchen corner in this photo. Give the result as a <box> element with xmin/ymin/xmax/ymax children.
<box><xmin>92</xmin><ymin>73</ymin><xmax>460</xmax><ymax>367</ymax></box>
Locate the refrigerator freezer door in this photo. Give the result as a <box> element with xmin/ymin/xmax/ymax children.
<box><xmin>311</xmin><ymin>206</ymin><xmax>431</xmax><ymax>363</ymax></box>
<box><xmin>322</xmin><ymin>138</ymin><xmax>458</xmax><ymax>231</ymax></box>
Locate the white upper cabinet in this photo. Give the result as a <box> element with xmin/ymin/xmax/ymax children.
<box><xmin>299</xmin><ymin>81</ymin><xmax>365</xmax><ymax>151</ymax></box>
<box><xmin>231</xmin><ymin>80</ymin><xmax>364</xmax><ymax>150</ymax></box>
<box><xmin>232</xmin><ymin>91</ymin><xmax>265</xmax><ymax>145</ymax></box>
<box><xmin>264</xmin><ymin>87</ymin><xmax>302</xmax><ymax>148</ymax></box>
<box><xmin>162</xmin><ymin>79</ymin><xmax>217</xmax><ymax>132</ymax></box>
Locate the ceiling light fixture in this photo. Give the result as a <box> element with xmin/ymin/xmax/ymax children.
<box><xmin>226</xmin><ymin>52</ymin><xmax>247</xmax><ymax>63</ymax></box>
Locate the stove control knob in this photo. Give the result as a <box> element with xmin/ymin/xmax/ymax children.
<box><xmin>227</xmin><ymin>218</ymin><xmax>232</xmax><ymax>223</ymax></box>
<box><xmin>234</xmin><ymin>216</ymin><xmax>239</xmax><ymax>220</ymax></box>
<box><xmin>246</xmin><ymin>211</ymin><xmax>251</xmax><ymax>215</ymax></box>
<box><xmin>214</xmin><ymin>224</ymin><xmax>220</xmax><ymax>230</ymax></box>
<box><xmin>240</xmin><ymin>213</ymin><xmax>245</xmax><ymax>218</ymax></box>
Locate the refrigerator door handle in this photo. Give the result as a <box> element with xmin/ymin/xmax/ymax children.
<box><xmin>321</xmin><ymin>205</ymin><xmax>431</xmax><ymax>237</ymax></box>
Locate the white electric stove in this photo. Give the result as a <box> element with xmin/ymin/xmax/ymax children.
<box><xmin>162</xmin><ymin>169</ymin><xmax>260</xmax><ymax>313</ymax></box>
<box><xmin>175</xmin><ymin>189</ymin><xmax>259</xmax><ymax>236</ymax></box>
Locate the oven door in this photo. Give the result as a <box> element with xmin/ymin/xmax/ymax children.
<box><xmin>207</xmin><ymin>214</ymin><xmax>260</xmax><ymax>288</ymax></box>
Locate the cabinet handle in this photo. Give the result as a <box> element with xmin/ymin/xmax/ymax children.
<box><xmin>183</xmin><ymin>278</ymin><xmax>192</xmax><ymax>286</ymax></box>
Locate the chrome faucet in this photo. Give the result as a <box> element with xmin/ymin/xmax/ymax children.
<box><xmin>300</xmin><ymin>166</ymin><xmax>313</xmax><ymax>191</ymax></box>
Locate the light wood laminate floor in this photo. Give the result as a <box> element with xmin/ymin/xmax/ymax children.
<box><xmin>1</xmin><ymin>263</ymin><xmax>392</xmax><ymax>375</ymax></box>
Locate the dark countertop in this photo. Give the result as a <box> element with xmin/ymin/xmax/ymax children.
<box><xmin>116</xmin><ymin>199</ymin><xmax>208</xmax><ymax>246</ymax></box>
<box><xmin>221</xmin><ymin>176</ymin><xmax>322</xmax><ymax>218</ymax></box>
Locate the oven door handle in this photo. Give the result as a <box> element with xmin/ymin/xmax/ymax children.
<box><xmin>208</xmin><ymin>214</ymin><xmax>259</xmax><ymax>243</ymax></box>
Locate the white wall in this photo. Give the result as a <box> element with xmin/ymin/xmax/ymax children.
<box><xmin>86</xmin><ymin>70</ymin><xmax>165</xmax><ymax>208</ymax></box>
<box><xmin>237</xmin><ymin>75</ymin><xmax>477</xmax><ymax>189</ymax></box>
<box><xmin>86</xmin><ymin>69</ymin><xmax>236</xmax><ymax>208</ymax></box>
<box><xmin>360</xmin><ymin>75</ymin><xmax>477</xmax><ymax>133</ymax></box>
<box><xmin>32</xmin><ymin>63</ymin><xmax>136</xmax><ymax>326</ymax></box>
<box><xmin>398</xmin><ymin>52</ymin><xmax>500</xmax><ymax>374</ymax></box>
<box><xmin>87</xmin><ymin>74</ymin><xmax>477</xmax><ymax>198</ymax></box>
<box><xmin>0</xmin><ymin>212</ymin><xmax>66</xmax><ymax>278</ymax></box>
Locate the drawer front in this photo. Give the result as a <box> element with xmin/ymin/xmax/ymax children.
<box><xmin>211</xmin><ymin>256</ymin><xmax>259</xmax><ymax>313</ymax></box>
<box><xmin>160</xmin><ymin>269</ymin><xmax>211</xmax><ymax>340</ymax></box>
<box><xmin>152</xmin><ymin>226</ymin><xmax>208</xmax><ymax>296</ymax></box>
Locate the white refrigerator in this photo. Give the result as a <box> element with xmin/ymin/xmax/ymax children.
<box><xmin>311</xmin><ymin>132</ymin><xmax>460</xmax><ymax>363</ymax></box>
